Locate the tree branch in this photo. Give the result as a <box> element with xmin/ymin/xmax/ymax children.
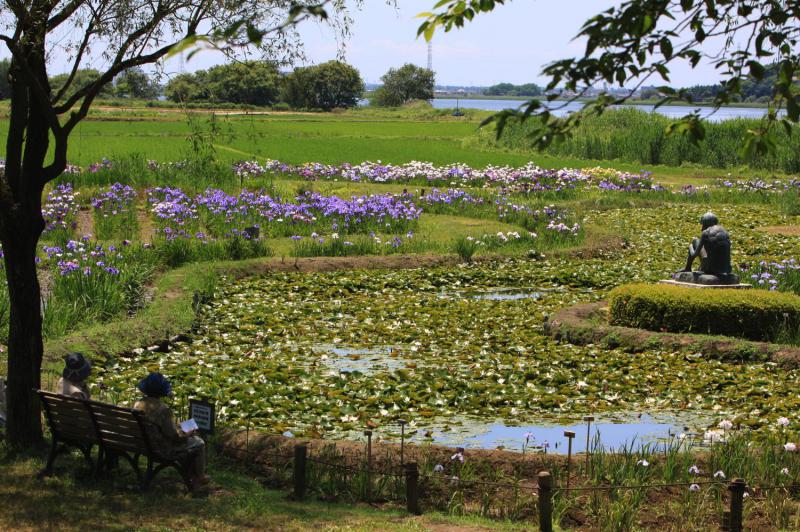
<box><xmin>52</xmin><ymin>20</ymin><xmax>96</xmax><ymax>103</ymax></box>
<box><xmin>0</xmin><ymin>35</ymin><xmax>64</xmax><ymax>138</ymax></box>
<box><xmin>47</xmin><ymin>0</ymin><xmax>90</xmax><ymax>31</ymax></box>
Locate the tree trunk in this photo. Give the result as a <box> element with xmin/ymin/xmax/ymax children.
<box><xmin>3</xmin><ymin>228</ymin><xmax>44</xmax><ymax>445</ymax></box>
<box><xmin>2</xmin><ymin>43</ymin><xmax>50</xmax><ymax>446</ymax></box>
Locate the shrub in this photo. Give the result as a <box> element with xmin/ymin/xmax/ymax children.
<box><xmin>608</xmin><ymin>283</ymin><xmax>800</xmax><ymax>341</ymax></box>
<box><xmin>281</xmin><ymin>61</ymin><xmax>363</xmax><ymax>111</ymax></box>
<box><xmin>453</xmin><ymin>236</ymin><xmax>478</xmax><ymax>262</ymax></box>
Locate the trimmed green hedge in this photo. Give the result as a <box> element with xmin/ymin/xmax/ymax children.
<box><xmin>609</xmin><ymin>283</ymin><xmax>800</xmax><ymax>341</ymax></box>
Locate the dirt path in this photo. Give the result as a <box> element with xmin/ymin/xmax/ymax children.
<box><xmin>137</xmin><ymin>208</ymin><xmax>157</xmax><ymax>243</ymax></box>
<box><xmin>76</xmin><ymin>208</ymin><xmax>94</xmax><ymax>238</ymax></box>
<box><xmin>758</xmin><ymin>225</ymin><xmax>800</xmax><ymax>236</ymax></box>
<box><xmin>89</xmin><ymin>106</ymin><xmax>316</xmax><ymax>117</ymax></box>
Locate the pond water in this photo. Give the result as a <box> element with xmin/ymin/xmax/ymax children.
<box><xmin>313</xmin><ymin>344</ymin><xmax>407</xmax><ymax>374</ymax></box>
<box><xmin>359</xmin><ymin>97</ymin><xmax>773</xmax><ymax>120</ymax></box>
<box><xmin>396</xmin><ymin>413</ymin><xmax>712</xmax><ymax>454</ymax></box>
<box><xmin>440</xmin><ymin>286</ymin><xmax>548</xmax><ymax>301</ymax></box>
<box><xmin>429</xmin><ymin>98</ymin><xmax>775</xmax><ymax>122</ymax></box>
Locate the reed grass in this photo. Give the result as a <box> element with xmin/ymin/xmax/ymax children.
<box><xmin>481</xmin><ymin>108</ymin><xmax>800</xmax><ymax>173</ymax></box>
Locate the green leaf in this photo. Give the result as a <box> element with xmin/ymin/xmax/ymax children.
<box><xmin>659</xmin><ymin>37</ymin><xmax>673</xmax><ymax>60</ymax></box>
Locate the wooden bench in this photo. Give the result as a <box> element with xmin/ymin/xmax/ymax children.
<box><xmin>38</xmin><ymin>390</ymin><xmax>194</xmax><ymax>490</ymax></box>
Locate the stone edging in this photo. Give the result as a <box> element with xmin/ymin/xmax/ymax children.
<box><xmin>545</xmin><ymin>301</ymin><xmax>800</xmax><ymax>369</ymax></box>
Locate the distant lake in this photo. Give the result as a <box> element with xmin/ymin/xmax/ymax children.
<box><xmin>431</xmin><ymin>98</ymin><xmax>773</xmax><ymax>121</ymax></box>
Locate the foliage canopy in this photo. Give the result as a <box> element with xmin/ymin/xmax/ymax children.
<box><xmin>165</xmin><ymin>61</ymin><xmax>282</xmax><ymax>106</ymax></box>
<box><xmin>372</xmin><ymin>63</ymin><xmax>435</xmax><ymax>107</ymax></box>
<box><xmin>282</xmin><ymin>60</ymin><xmax>364</xmax><ymax>110</ymax></box>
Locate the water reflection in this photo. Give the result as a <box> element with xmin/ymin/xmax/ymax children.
<box><xmin>313</xmin><ymin>344</ymin><xmax>407</xmax><ymax>374</ymax></box>
<box><xmin>440</xmin><ymin>286</ymin><xmax>553</xmax><ymax>301</ymax></box>
<box><xmin>383</xmin><ymin>413</ymin><xmax>713</xmax><ymax>454</ymax></box>
<box><xmin>429</xmin><ymin>99</ymin><xmax>776</xmax><ymax>122</ymax></box>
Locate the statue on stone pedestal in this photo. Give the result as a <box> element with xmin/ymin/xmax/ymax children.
<box><xmin>673</xmin><ymin>212</ymin><xmax>740</xmax><ymax>285</ymax></box>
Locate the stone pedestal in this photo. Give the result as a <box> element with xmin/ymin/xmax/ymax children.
<box><xmin>659</xmin><ymin>279</ymin><xmax>752</xmax><ymax>289</ymax></box>
<box><xmin>659</xmin><ymin>270</ymin><xmax>751</xmax><ymax>289</ymax></box>
<box><xmin>672</xmin><ymin>271</ymin><xmax>741</xmax><ymax>285</ymax></box>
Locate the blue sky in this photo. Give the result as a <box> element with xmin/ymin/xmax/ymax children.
<box><xmin>41</xmin><ymin>1</ymin><xmax>733</xmax><ymax>88</ymax></box>
<box><xmin>164</xmin><ymin>0</ymin><xmax>730</xmax><ymax>88</ymax></box>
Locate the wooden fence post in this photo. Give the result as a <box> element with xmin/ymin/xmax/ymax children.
<box><xmin>405</xmin><ymin>462</ymin><xmax>421</xmax><ymax>515</ymax></box>
<box><xmin>365</xmin><ymin>430</ymin><xmax>373</xmax><ymax>503</ymax></box>
<box><xmin>538</xmin><ymin>471</ymin><xmax>553</xmax><ymax>532</ymax></box>
<box><xmin>728</xmin><ymin>478</ymin><xmax>746</xmax><ymax>532</ymax></box>
<box><xmin>293</xmin><ymin>444</ymin><xmax>307</xmax><ymax>500</ymax></box>
<box><xmin>564</xmin><ymin>430</ymin><xmax>575</xmax><ymax>490</ymax></box>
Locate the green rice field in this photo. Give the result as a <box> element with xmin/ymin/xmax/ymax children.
<box><xmin>0</xmin><ymin>107</ymin><xmax>758</xmax><ymax>183</ymax></box>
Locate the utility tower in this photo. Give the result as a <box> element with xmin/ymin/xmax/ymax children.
<box><xmin>427</xmin><ymin>41</ymin><xmax>433</xmax><ymax>72</ymax></box>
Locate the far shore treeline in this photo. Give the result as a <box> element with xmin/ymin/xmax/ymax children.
<box><xmin>0</xmin><ymin>58</ymin><xmax>436</xmax><ymax>111</ymax></box>
<box><xmin>2</xmin><ymin>56</ymin><xmax>788</xmax><ymax>110</ymax></box>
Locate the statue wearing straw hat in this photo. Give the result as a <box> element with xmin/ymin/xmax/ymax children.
<box><xmin>56</xmin><ymin>353</ymin><xmax>92</xmax><ymax>400</ymax></box>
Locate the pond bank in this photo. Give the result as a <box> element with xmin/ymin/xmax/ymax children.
<box><xmin>546</xmin><ymin>301</ymin><xmax>800</xmax><ymax>368</ymax></box>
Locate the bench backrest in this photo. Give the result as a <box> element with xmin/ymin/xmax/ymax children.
<box><xmin>37</xmin><ymin>390</ymin><xmax>155</xmax><ymax>455</ymax></box>
<box><xmin>38</xmin><ymin>391</ymin><xmax>97</xmax><ymax>447</ymax></box>
<box><xmin>88</xmin><ymin>401</ymin><xmax>153</xmax><ymax>455</ymax></box>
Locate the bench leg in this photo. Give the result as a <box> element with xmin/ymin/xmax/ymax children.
<box><xmin>79</xmin><ymin>445</ymin><xmax>94</xmax><ymax>473</ymax></box>
<box><xmin>94</xmin><ymin>448</ymin><xmax>105</xmax><ymax>477</ymax></box>
<box><xmin>142</xmin><ymin>458</ymin><xmax>155</xmax><ymax>491</ymax></box>
<box><xmin>38</xmin><ymin>439</ymin><xmax>61</xmax><ymax>478</ymax></box>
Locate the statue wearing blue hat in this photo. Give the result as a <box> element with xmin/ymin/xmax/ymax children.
<box><xmin>133</xmin><ymin>372</ymin><xmax>210</xmax><ymax>496</ymax></box>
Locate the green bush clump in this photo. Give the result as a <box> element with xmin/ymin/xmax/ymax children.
<box><xmin>609</xmin><ymin>283</ymin><xmax>800</xmax><ymax>341</ymax></box>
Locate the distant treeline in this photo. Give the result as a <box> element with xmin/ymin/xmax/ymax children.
<box><xmin>483</xmin><ymin>82</ymin><xmax>543</xmax><ymax>97</ymax></box>
<box><xmin>481</xmin><ymin>108</ymin><xmax>800</xmax><ymax>173</ymax></box>
<box><xmin>640</xmin><ymin>65</ymin><xmax>787</xmax><ymax>103</ymax></box>
<box><xmin>166</xmin><ymin>60</ymin><xmax>364</xmax><ymax>111</ymax></box>
<box><xmin>0</xmin><ymin>60</ymin><xmax>158</xmax><ymax>100</ymax></box>
<box><xmin>0</xmin><ymin>58</ymin><xmax>434</xmax><ymax>111</ymax></box>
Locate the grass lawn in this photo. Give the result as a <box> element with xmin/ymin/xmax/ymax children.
<box><xmin>0</xmin><ymin>445</ymin><xmax>527</xmax><ymax>531</ymax></box>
